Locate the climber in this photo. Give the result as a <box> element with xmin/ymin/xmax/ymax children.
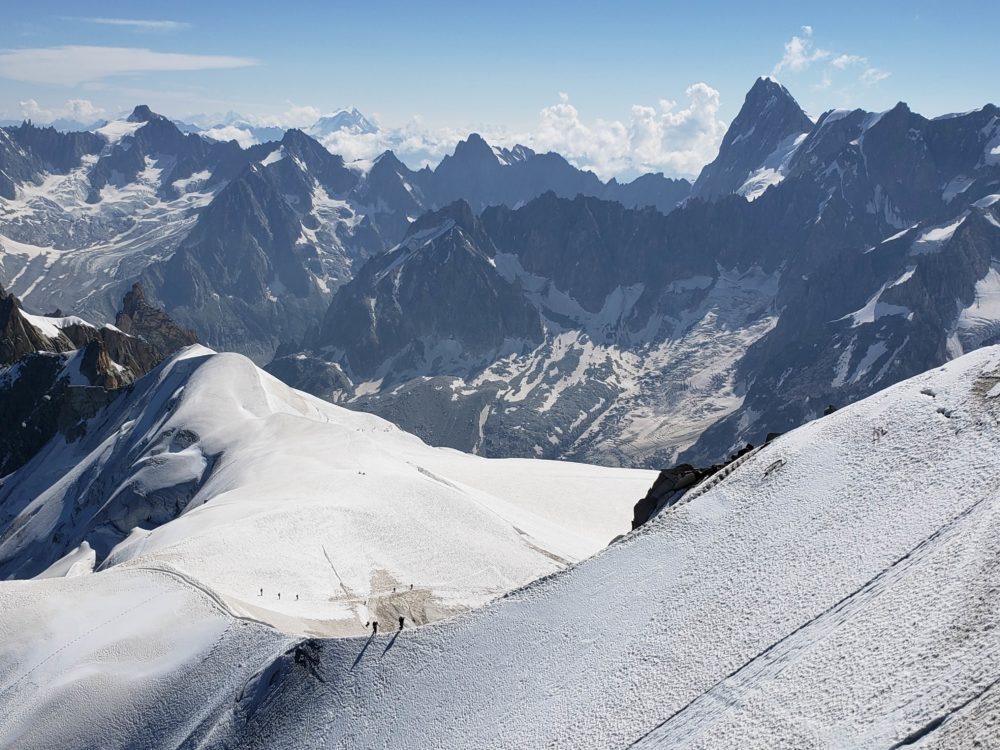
<box><xmin>398</xmin><ymin>616</ymin><xmax>405</xmax><ymax>630</ymax></box>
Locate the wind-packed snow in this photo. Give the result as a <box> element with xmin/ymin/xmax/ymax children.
<box><xmin>4</xmin><ymin>347</ymin><xmax>1000</xmax><ymax>747</ymax></box>
<box><xmin>208</xmin><ymin>346</ymin><xmax>1000</xmax><ymax>748</ymax></box>
<box><xmin>33</xmin><ymin>542</ymin><xmax>95</xmax><ymax>579</ymax></box>
<box><xmin>0</xmin><ymin>566</ymin><xmax>289</xmax><ymax>748</ymax></box>
<box><xmin>0</xmin><ymin>347</ymin><xmax>654</xmax><ymax>637</ymax></box>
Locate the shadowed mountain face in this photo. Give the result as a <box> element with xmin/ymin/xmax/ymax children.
<box><xmin>4</xmin><ymin>82</ymin><xmax>1000</xmax><ymax>466</ymax></box>
<box><xmin>0</xmin><ymin>282</ymin><xmax>196</xmax><ymax>476</ymax></box>
<box><xmin>271</xmin><ymin>81</ymin><xmax>1000</xmax><ymax>467</ymax></box>
<box><xmin>0</xmin><ymin>107</ymin><xmax>689</xmax><ymax>363</ymax></box>
<box><xmin>691</xmin><ymin>76</ymin><xmax>813</xmax><ymax>201</ymax></box>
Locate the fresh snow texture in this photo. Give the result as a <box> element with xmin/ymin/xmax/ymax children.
<box><xmin>4</xmin><ymin>347</ymin><xmax>1000</xmax><ymax>747</ymax></box>
<box><xmin>0</xmin><ymin>347</ymin><xmax>655</xmax><ymax>637</ymax></box>
<box><xmin>213</xmin><ymin>345</ymin><xmax>1000</xmax><ymax>748</ymax></box>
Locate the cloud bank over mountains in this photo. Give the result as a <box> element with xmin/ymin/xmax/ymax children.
<box><xmin>188</xmin><ymin>84</ymin><xmax>729</xmax><ymax>180</ymax></box>
<box><xmin>0</xmin><ymin>25</ymin><xmax>892</xmax><ymax>180</ymax></box>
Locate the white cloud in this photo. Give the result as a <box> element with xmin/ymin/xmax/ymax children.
<box><xmin>772</xmin><ymin>27</ymin><xmax>890</xmax><ymax>94</ymax></box>
<box><xmin>76</xmin><ymin>17</ymin><xmax>190</xmax><ymax>32</ymax></box>
<box><xmin>200</xmin><ymin>125</ymin><xmax>258</xmax><ymax>149</ymax></box>
<box><xmin>530</xmin><ymin>85</ymin><xmax>727</xmax><ymax>178</ymax></box>
<box><xmin>861</xmin><ymin>67</ymin><xmax>891</xmax><ymax>86</ymax></box>
<box><xmin>204</xmin><ymin>85</ymin><xmax>726</xmax><ymax>179</ymax></box>
<box><xmin>831</xmin><ymin>54</ymin><xmax>867</xmax><ymax>69</ymax></box>
<box><xmin>773</xmin><ymin>29</ymin><xmax>830</xmax><ymax>75</ymax></box>
<box><xmin>251</xmin><ymin>104</ymin><xmax>322</xmax><ymax>129</ymax></box>
<box><xmin>17</xmin><ymin>98</ymin><xmax>106</xmax><ymax>123</ymax></box>
<box><xmin>0</xmin><ymin>46</ymin><xmax>257</xmax><ymax>86</ymax></box>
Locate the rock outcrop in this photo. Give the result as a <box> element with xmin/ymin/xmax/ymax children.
<box><xmin>0</xmin><ymin>284</ymin><xmax>198</xmax><ymax>475</ymax></box>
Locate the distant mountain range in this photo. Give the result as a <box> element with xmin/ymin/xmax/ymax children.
<box><xmin>0</xmin><ymin>106</ymin><xmax>690</xmax><ymax>362</ymax></box>
<box><xmin>3</xmin><ymin>77</ymin><xmax>1000</xmax><ymax>466</ymax></box>
<box><xmin>269</xmin><ymin>77</ymin><xmax>1000</xmax><ymax>465</ymax></box>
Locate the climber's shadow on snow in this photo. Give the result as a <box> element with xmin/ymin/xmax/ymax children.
<box><xmin>350</xmin><ymin>633</ymin><xmax>375</xmax><ymax>671</ymax></box>
<box><xmin>381</xmin><ymin>631</ymin><xmax>400</xmax><ymax>656</ymax></box>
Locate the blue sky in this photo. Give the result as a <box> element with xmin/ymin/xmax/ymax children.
<box><xmin>1</xmin><ymin>1</ymin><xmax>995</xmax><ymax>177</ymax></box>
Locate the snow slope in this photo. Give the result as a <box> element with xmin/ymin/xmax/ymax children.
<box><xmin>0</xmin><ymin>346</ymin><xmax>654</xmax><ymax>637</ymax></box>
<box><xmin>0</xmin><ymin>566</ymin><xmax>290</xmax><ymax>749</ymax></box>
<box><xmin>4</xmin><ymin>347</ymin><xmax>1000</xmax><ymax>747</ymax></box>
<box><xmin>213</xmin><ymin>346</ymin><xmax>1000</xmax><ymax>748</ymax></box>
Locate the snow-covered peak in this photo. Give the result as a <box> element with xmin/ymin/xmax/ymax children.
<box><xmin>493</xmin><ymin>143</ymin><xmax>535</xmax><ymax>165</ymax></box>
<box><xmin>691</xmin><ymin>77</ymin><xmax>812</xmax><ymax>200</ymax></box>
<box><xmin>307</xmin><ymin>107</ymin><xmax>378</xmax><ymax>137</ymax></box>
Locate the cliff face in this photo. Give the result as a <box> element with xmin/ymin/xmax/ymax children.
<box><xmin>0</xmin><ymin>283</ymin><xmax>198</xmax><ymax>476</ymax></box>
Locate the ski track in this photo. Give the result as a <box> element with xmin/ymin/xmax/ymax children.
<box><xmin>632</xmin><ymin>474</ymin><xmax>1000</xmax><ymax>748</ymax></box>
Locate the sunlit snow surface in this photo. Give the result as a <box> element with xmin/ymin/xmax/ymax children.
<box><xmin>0</xmin><ymin>347</ymin><xmax>654</xmax><ymax>639</ymax></box>
<box><xmin>216</xmin><ymin>345</ymin><xmax>1000</xmax><ymax>748</ymax></box>
<box><xmin>3</xmin><ymin>347</ymin><xmax>1000</xmax><ymax>747</ymax></box>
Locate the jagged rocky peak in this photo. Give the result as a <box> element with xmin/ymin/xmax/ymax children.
<box><xmin>495</xmin><ymin>143</ymin><xmax>535</xmax><ymax>164</ymax></box>
<box><xmin>441</xmin><ymin>132</ymin><xmax>504</xmax><ymax>172</ymax></box>
<box><xmin>0</xmin><ymin>283</ymin><xmax>73</xmax><ymax>364</ymax></box>
<box><xmin>127</xmin><ymin>104</ymin><xmax>167</xmax><ymax>123</ymax></box>
<box><xmin>308</xmin><ymin>197</ymin><xmax>541</xmax><ymax>383</ymax></box>
<box><xmin>0</xmin><ymin>283</ymin><xmax>198</xmax><ymax>475</ymax></box>
<box><xmin>407</xmin><ymin>198</ymin><xmax>481</xmax><ymax>238</ymax></box>
<box><xmin>691</xmin><ymin>76</ymin><xmax>813</xmax><ymax>201</ymax></box>
<box><xmin>115</xmin><ymin>282</ymin><xmax>199</xmax><ymax>358</ymax></box>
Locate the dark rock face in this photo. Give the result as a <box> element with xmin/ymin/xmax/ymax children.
<box><xmin>6</xmin><ymin>87</ymin><xmax>1000</xmax><ymax>469</ymax></box>
<box><xmin>2</xmin><ymin>107</ymin><xmax>691</xmax><ymax>364</ymax></box>
<box><xmin>306</xmin><ymin>201</ymin><xmax>543</xmax><ymax>383</ymax></box>
<box><xmin>631</xmin><ymin>464</ymin><xmax>710</xmax><ymax>529</ymax></box>
<box><xmin>139</xmin><ymin>163</ymin><xmax>326</xmax><ymax>362</ymax></box>
<box><xmin>0</xmin><ymin>286</ymin><xmax>73</xmax><ymax>364</ymax></box>
<box><xmin>379</xmin><ymin>133</ymin><xmax>691</xmax><ymax>216</ymax></box>
<box><xmin>691</xmin><ymin>77</ymin><xmax>813</xmax><ymax>201</ymax></box>
<box><xmin>115</xmin><ymin>282</ymin><xmax>199</xmax><ymax>356</ymax></box>
<box><xmin>271</xmin><ymin>79</ymin><xmax>1000</xmax><ymax>467</ymax></box>
<box><xmin>0</xmin><ymin>129</ymin><xmax>43</xmax><ymax>200</ymax></box>
<box><xmin>0</xmin><ymin>283</ymin><xmax>196</xmax><ymax>476</ymax></box>
<box><xmin>87</xmin><ymin>105</ymin><xmax>248</xmax><ymax>202</ymax></box>
<box><xmin>631</xmin><ymin>443</ymin><xmax>759</xmax><ymax>529</ymax></box>
<box><xmin>3</xmin><ymin>122</ymin><xmax>103</xmax><ymax>174</ymax></box>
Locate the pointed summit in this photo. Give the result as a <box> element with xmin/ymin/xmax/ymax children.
<box><xmin>691</xmin><ymin>77</ymin><xmax>813</xmax><ymax>201</ymax></box>
<box><xmin>127</xmin><ymin>105</ymin><xmax>165</xmax><ymax>123</ymax></box>
<box><xmin>308</xmin><ymin>108</ymin><xmax>378</xmax><ymax>137</ymax></box>
<box><xmin>450</xmin><ymin>133</ymin><xmax>499</xmax><ymax>164</ymax></box>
